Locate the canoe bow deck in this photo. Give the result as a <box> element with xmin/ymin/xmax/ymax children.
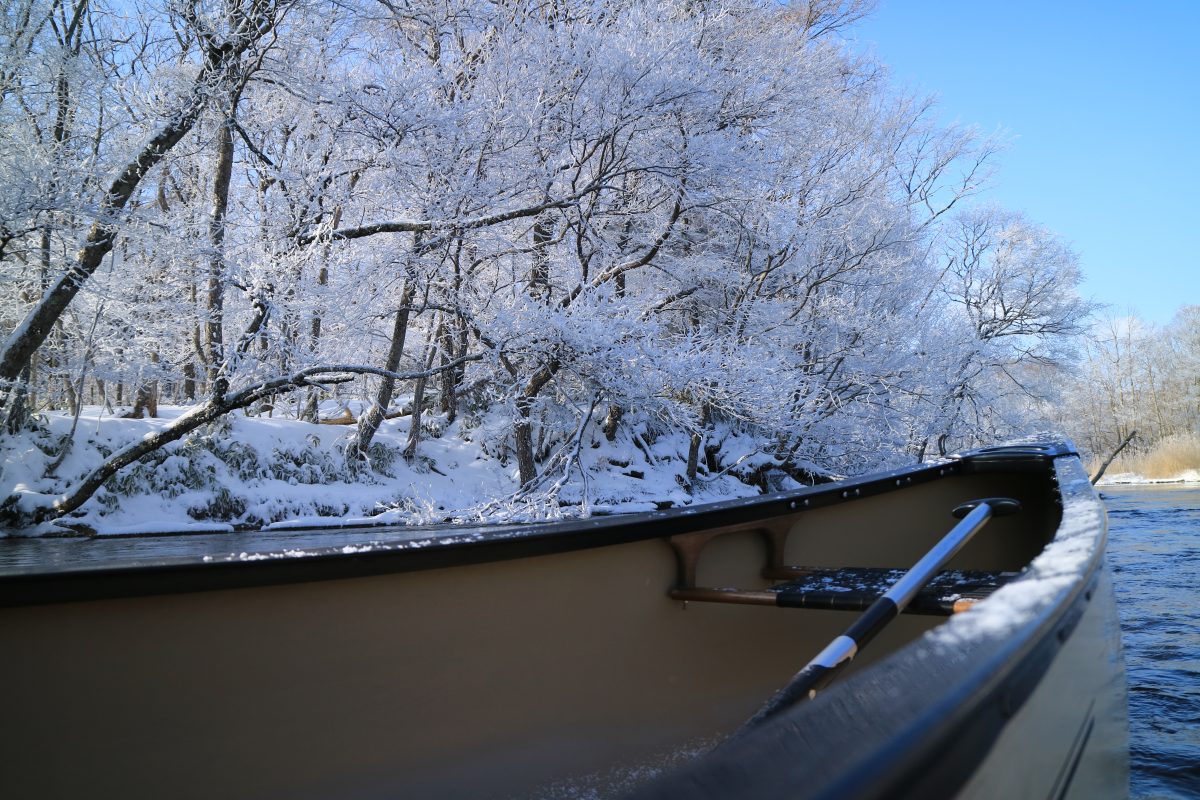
<box><xmin>0</xmin><ymin>442</ymin><xmax>1128</xmax><ymax>799</ymax></box>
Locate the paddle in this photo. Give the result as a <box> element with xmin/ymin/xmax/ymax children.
<box><xmin>734</xmin><ymin>496</ymin><xmax>1022</xmax><ymax>734</ymax></box>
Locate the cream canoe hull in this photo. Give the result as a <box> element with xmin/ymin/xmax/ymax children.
<box><xmin>0</xmin><ymin>443</ymin><xmax>1127</xmax><ymax>799</ymax></box>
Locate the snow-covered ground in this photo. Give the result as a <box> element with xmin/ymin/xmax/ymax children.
<box><xmin>1096</xmin><ymin>470</ymin><xmax>1200</xmax><ymax>486</ymax></box>
<box><xmin>1</xmin><ymin>405</ymin><xmax>778</xmax><ymax>536</ymax></box>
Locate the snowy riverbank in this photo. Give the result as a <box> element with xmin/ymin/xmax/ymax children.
<box><xmin>1</xmin><ymin>406</ymin><xmax>779</xmax><ymax>536</ymax></box>
<box><xmin>1096</xmin><ymin>471</ymin><xmax>1200</xmax><ymax>486</ymax></box>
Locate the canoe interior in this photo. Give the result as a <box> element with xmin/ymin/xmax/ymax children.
<box><xmin>0</xmin><ymin>468</ymin><xmax>1061</xmax><ymax>799</ymax></box>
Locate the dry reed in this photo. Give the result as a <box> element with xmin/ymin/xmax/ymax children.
<box><xmin>1095</xmin><ymin>433</ymin><xmax>1200</xmax><ymax>480</ymax></box>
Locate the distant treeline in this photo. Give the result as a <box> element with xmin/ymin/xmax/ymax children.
<box><xmin>1058</xmin><ymin>306</ymin><xmax>1200</xmax><ymax>473</ymax></box>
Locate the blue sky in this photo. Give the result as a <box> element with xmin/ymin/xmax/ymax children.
<box><xmin>850</xmin><ymin>1</ymin><xmax>1199</xmax><ymax>326</ymax></box>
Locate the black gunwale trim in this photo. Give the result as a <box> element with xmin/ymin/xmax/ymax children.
<box><xmin>626</xmin><ymin>448</ymin><xmax>1107</xmax><ymax>800</ymax></box>
<box><xmin>0</xmin><ymin>454</ymin><xmax>970</xmax><ymax>607</ymax></box>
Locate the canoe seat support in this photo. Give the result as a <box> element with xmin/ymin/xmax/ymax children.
<box><xmin>670</xmin><ymin>566</ymin><xmax>1018</xmax><ymax>616</ymax></box>
<box><xmin>667</xmin><ymin>527</ymin><xmax>789</xmax><ymax>590</ymax></box>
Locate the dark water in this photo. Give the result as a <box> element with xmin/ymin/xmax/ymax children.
<box><xmin>1103</xmin><ymin>485</ymin><xmax>1200</xmax><ymax>799</ymax></box>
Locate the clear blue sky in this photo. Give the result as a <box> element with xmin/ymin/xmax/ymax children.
<box><xmin>850</xmin><ymin>1</ymin><xmax>1199</xmax><ymax>326</ymax></box>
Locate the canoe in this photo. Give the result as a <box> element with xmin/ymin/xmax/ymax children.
<box><xmin>0</xmin><ymin>441</ymin><xmax>1128</xmax><ymax>799</ymax></box>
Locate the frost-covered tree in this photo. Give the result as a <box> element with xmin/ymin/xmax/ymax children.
<box><xmin>0</xmin><ymin>0</ymin><xmax>296</xmax><ymax>429</ymax></box>
<box><xmin>914</xmin><ymin>205</ymin><xmax>1095</xmax><ymax>456</ymax></box>
<box><xmin>0</xmin><ymin>0</ymin><xmax>1102</xmax><ymax>523</ymax></box>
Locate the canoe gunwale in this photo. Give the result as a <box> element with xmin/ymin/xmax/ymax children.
<box><xmin>0</xmin><ymin>443</ymin><xmax>1074</xmax><ymax>607</ymax></box>
<box><xmin>627</xmin><ymin>447</ymin><xmax>1112</xmax><ymax>800</ymax></box>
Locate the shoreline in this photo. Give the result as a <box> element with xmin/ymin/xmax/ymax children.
<box><xmin>1096</xmin><ymin>472</ymin><xmax>1200</xmax><ymax>487</ymax></box>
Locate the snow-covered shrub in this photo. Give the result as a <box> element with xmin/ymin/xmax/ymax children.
<box><xmin>362</xmin><ymin>441</ymin><xmax>401</xmax><ymax>476</ymax></box>
<box><xmin>187</xmin><ymin>487</ymin><xmax>249</xmax><ymax>522</ymax></box>
<box><xmin>101</xmin><ymin>448</ymin><xmax>219</xmax><ymax>500</ymax></box>
<box><xmin>268</xmin><ymin>445</ymin><xmax>341</xmax><ymax>485</ymax></box>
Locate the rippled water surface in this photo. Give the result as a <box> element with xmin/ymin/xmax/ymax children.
<box><xmin>1103</xmin><ymin>485</ymin><xmax>1200</xmax><ymax>799</ymax></box>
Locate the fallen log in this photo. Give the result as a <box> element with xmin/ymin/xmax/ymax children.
<box><xmin>317</xmin><ymin>407</ymin><xmax>411</xmax><ymax>425</ymax></box>
<box><xmin>1090</xmin><ymin>430</ymin><xmax>1136</xmax><ymax>485</ymax></box>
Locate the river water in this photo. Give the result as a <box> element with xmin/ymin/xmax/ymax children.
<box><xmin>1102</xmin><ymin>484</ymin><xmax>1200</xmax><ymax>799</ymax></box>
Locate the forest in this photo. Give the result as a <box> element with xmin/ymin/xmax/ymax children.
<box><xmin>1062</xmin><ymin>308</ymin><xmax>1200</xmax><ymax>480</ymax></box>
<box><xmin>0</xmin><ymin>0</ymin><xmax>1101</xmax><ymax>533</ymax></box>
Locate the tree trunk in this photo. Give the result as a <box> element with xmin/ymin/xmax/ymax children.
<box><xmin>182</xmin><ymin>361</ymin><xmax>197</xmax><ymax>402</ymax></box>
<box><xmin>300</xmin><ymin>263</ymin><xmax>330</xmax><ymax>423</ymax></box>
<box><xmin>511</xmin><ymin>360</ymin><xmax>560</xmax><ymax>486</ymax></box>
<box><xmin>62</xmin><ymin>359</ymin><xmax>78</xmax><ymax>415</ymax></box>
<box><xmin>438</xmin><ymin>320</ymin><xmax>458</xmax><ymax>422</ymax></box>
<box><xmin>404</xmin><ymin>327</ymin><xmax>441</xmax><ymax>463</ymax></box>
<box><xmin>2</xmin><ymin>365</ymin><xmax>32</xmax><ymax>434</ymax></box>
<box><xmin>125</xmin><ymin>350</ymin><xmax>161</xmax><ymax>419</ymax></box>
<box><xmin>685</xmin><ymin>431</ymin><xmax>703</xmax><ymax>482</ymax></box>
<box><xmin>348</xmin><ymin>282</ymin><xmax>416</xmax><ymax>462</ymax></box>
<box><xmin>685</xmin><ymin>404</ymin><xmax>712</xmax><ymax>484</ymax></box>
<box><xmin>602</xmin><ymin>403</ymin><xmax>622</xmax><ymax>441</ymax></box>
<box><xmin>530</xmin><ymin>212</ymin><xmax>552</xmax><ymax>300</ymax></box>
<box><xmin>205</xmin><ymin>111</ymin><xmax>235</xmax><ymax>398</ymax></box>
<box><xmin>514</xmin><ymin>397</ymin><xmax>538</xmax><ymax>487</ymax></box>
<box><xmin>125</xmin><ymin>382</ymin><xmax>157</xmax><ymax>419</ymax></box>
